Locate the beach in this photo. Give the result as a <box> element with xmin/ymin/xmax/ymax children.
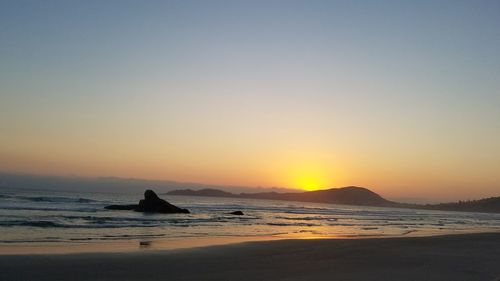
<box><xmin>3</xmin><ymin>1</ymin><xmax>500</xmax><ymax>280</ymax></box>
<box><xmin>1</xmin><ymin>233</ymin><xmax>499</xmax><ymax>281</ymax></box>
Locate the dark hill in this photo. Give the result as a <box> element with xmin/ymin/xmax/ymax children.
<box><xmin>415</xmin><ymin>196</ymin><xmax>500</xmax><ymax>213</ymax></box>
<box><xmin>166</xmin><ymin>186</ymin><xmax>395</xmax><ymax>207</ymax></box>
<box><xmin>166</xmin><ymin>187</ymin><xmax>500</xmax><ymax>213</ymax></box>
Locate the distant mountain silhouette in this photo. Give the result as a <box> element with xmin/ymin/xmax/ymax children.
<box><xmin>407</xmin><ymin>196</ymin><xmax>500</xmax><ymax>213</ymax></box>
<box><xmin>166</xmin><ymin>187</ymin><xmax>500</xmax><ymax>213</ymax></box>
<box><xmin>167</xmin><ymin>186</ymin><xmax>395</xmax><ymax>207</ymax></box>
<box><xmin>168</xmin><ymin>188</ymin><xmax>236</xmax><ymax>198</ymax></box>
<box><xmin>0</xmin><ymin>171</ymin><xmax>296</xmax><ymax>194</ymax></box>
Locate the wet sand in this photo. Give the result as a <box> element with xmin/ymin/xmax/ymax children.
<box><xmin>1</xmin><ymin>233</ymin><xmax>499</xmax><ymax>281</ymax></box>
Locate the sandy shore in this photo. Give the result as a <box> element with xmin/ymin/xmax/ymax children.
<box><xmin>1</xmin><ymin>233</ymin><xmax>499</xmax><ymax>281</ymax></box>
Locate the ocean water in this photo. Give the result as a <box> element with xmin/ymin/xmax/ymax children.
<box><xmin>1</xmin><ymin>188</ymin><xmax>499</xmax><ymax>245</ymax></box>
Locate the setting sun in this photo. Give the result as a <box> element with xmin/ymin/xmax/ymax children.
<box><xmin>296</xmin><ymin>175</ymin><xmax>326</xmax><ymax>191</ymax></box>
<box><xmin>290</xmin><ymin>165</ymin><xmax>331</xmax><ymax>191</ymax></box>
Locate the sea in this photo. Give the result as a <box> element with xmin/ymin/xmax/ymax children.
<box><xmin>1</xmin><ymin>188</ymin><xmax>499</xmax><ymax>248</ymax></box>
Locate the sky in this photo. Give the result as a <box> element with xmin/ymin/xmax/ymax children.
<box><xmin>1</xmin><ymin>0</ymin><xmax>499</xmax><ymax>201</ymax></box>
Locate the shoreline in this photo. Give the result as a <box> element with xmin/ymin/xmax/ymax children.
<box><xmin>1</xmin><ymin>232</ymin><xmax>499</xmax><ymax>280</ymax></box>
<box><xmin>0</xmin><ymin>235</ymin><xmax>285</xmax><ymax>255</ymax></box>
<box><xmin>0</xmin><ymin>229</ymin><xmax>494</xmax><ymax>255</ymax></box>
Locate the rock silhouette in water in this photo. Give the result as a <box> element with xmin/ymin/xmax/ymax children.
<box><xmin>136</xmin><ymin>189</ymin><xmax>190</xmax><ymax>213</ymax></box>
<box><xmin>229</xmin><ymin>211</ymin><xmax>244</xmax><ymax>215</ymax></box>
<box><xmin>105</xmin><ymin>189</ymin><xmax>189</xmax><ymax>214</ymax></box>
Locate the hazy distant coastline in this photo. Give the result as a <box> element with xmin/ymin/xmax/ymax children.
<box><xmin>0</xmin><ymin>171</ymin><xmax>296</xmax><ymax>194</ymax></box>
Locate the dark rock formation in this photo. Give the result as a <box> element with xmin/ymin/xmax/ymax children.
<box><xmin>104</xmin><ymin>189</ymin><xmax>189</xmax><ymax>214</ymax></box>
<box><xmin>136</xmin><ymin>189</ymin><xmax>190</xmax><ymax>213</ymax></box>
<box><xmin>229</xmin><ymin>211</ymin><xmax>244</xmax><ymax>215</ymax></box>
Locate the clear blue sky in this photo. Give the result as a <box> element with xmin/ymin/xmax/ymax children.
<box><xmin>1</xmin><ymin>0</ymin><xmax>499</xmax><ymax>200</ymax></box>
